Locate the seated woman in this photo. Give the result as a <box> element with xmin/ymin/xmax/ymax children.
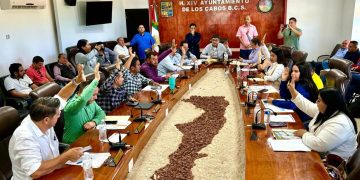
<box><xmin>75</xmin><ymin>39</ymin><xmax>105</xmax><ymax>74</ymax></box>
<box><xmin>256</xmin><ymin>47</ymin><xmax>285</xmax><ymax>87</ymax></box>
<box><xmin>290</xmin><ymin>86</ymin><xmax>358</xmax><ymax>160</ymax></box>
<box><xmin>239</xmin><ymin>38</ymin><xmax>262</xmax><ymax>65</ymax></box>
<box><xmin>268</xmin><ymin>62</ymin><xmax>319</xmax><ymax>128</ymax></box>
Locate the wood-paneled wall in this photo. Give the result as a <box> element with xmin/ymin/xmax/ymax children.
<box><xmin>149</xmin><ymin>0</ymin><xmax>286</xmax><ymax>49</ymax></box>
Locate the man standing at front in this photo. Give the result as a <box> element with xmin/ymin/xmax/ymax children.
<box><xmin>277</xmin><ymin>17</ymin><xmax>302</xmax><ymax>50</ymax></box>
<box><xmin>236</xmin><ymin>15</ymin><xmax>258</xmax><ymax>59</ymax></box>
<box><xmin>130</xmin><ymin>25</ymin><xmax>155</xmax><ymax>64</ymax></box>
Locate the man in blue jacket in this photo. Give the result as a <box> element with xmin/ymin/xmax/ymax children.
<box><xmin>130</xmin><ymin>24</ymin><xmax>155</xmax><ymax>64</ymax></box>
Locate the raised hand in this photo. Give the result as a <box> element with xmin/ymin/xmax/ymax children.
<box><xmin>115</xmin><ymin>59</ymin><xmax>121</xmax><ymax>70</ymax></box>
<box><xmin>94</xmin><ymin>63</ymin><xmax>100</xmax><ymax>81</ymax></box>
<box><xmin>129</xmin><ymin>47</ymin><xmax>135</xmax><ymax>58</ymax></box>
<box><xmin>76</xmin><ymin>64</ymin><xmax>86</xmax><ymax>84</ymax></box>
<box><xmin>282</xmin><ymin>67</ymin><xmax>290</xmax><ymax>81</ymax></box>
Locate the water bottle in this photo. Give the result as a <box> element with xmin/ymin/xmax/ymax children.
<box><xmin>224</xmin><ymin>53</ymin><xmax>228</xmax><ymax>61</ymax></box>
<box><xmin>254</xmin><ymin>103</ymin><xmax>261</xmax><ymax>123</ymax></box>
<box><xmin>194</xmin><ymin>60</ymin><xmax>199</xmax><ymax>71</ymax></box>
<box><xmin>82</xmin><ymin>152</ymin><xmax>94</xmax><ymax>180</ymax></box>
<box><xmin>264</xmin><ymin>110</ymin><xmax>271</xmax><ymax>124</ymax></box>
<box><xmin>236</xmin><ymin>64</ymin><xmax>241</xmax><ymax>77</ymax></box>
<box><xmin>98</xmin><ymin>119</ymin><xmax>107</xmax><ymax>142</ymax></box>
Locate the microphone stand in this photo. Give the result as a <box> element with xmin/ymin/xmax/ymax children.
<box><xmin>252</xmin><ymin>108</ymin><xmax>277</xmax><ymax>130</ymax></box>
<box><xmin>151</xmin><ymin>88</ymin><xmax>162</xmax><ymax>104</ymax></box>
<box><xmin>134</xmin><ymin>104</ymin><xmax>147</xmax><ymax>122</ymax></box>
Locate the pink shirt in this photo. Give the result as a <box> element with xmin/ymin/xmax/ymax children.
<box><xmin>26</xmin><ymin>65</ymin><xmax>49</xmax><ymax>85</ymax></box>
<box><xmin>236</xmin><ymin>24</ymin><xmax>258</xmax><ymax>50</ymax></box>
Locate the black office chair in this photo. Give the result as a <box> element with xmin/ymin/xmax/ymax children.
<box><xmin>0</xmin><ymin>106</ymin><xmax>21</xmax><ymax>180</ymax></box>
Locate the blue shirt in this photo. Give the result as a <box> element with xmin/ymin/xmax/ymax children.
<box><xmin>130</xmin><ymin>32</ymin><xmax>155</xmax><ymax>60</ymax></box>
<box><xmin>331</xmin><ymin>48</ymin><xmax>348</xmax><ymax>59</ymax></box>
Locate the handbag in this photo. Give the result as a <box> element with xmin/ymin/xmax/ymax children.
<box><xmin>323</xmin><ymin>154</ymin><xmax>346</xmax><ymax>180</ymax></box>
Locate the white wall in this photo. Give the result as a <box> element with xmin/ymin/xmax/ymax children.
<box><xmin>0</xmin><ymin>0</ymin><xmax>58</xmax><ymax>76</ymax></box>
<box><xmin>53</xmin><ymin>0</ymin><xmax>127</xmax><ymax>52</ymax></box>
<box><xmin>122</xmin><ymin>0</ymin><xmax>148</xmax><ymax>9</ymax></box>
<box><xmin>287</xmin><ymin>0</ymin><xmax>354</xmax><ymax>61</ymax></box>
<box><xmin>352</xmin><ymin>0</ymin><xmax>360</xmax><ymax>41</ymax></box>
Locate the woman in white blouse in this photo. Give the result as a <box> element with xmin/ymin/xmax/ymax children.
<box><xmin>289</xmin><ymin>83</ymin><xmax>358</xmax><ymax>160</ymax></box>
<box><xmin>257</xmin><ymin>48</ymin><xmax>285</xmax><ymax>87</ymax></box>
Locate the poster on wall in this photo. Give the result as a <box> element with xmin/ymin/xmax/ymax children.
<box><xmin>160</xmin><ymin>1</ymin><xmax>173</xmax><ymax>17</ymax></box>
<box><xmin>257</xmin><ymin>0</ymin><xmax>274</xmax><ymax>13</ymax></box>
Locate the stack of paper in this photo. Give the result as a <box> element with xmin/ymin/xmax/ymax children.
<box><xmin>261</xmin><ymin>99</ymin><xmax>294</xmax><ymax>113</ymax></box>
<box><xmin>248</xmin><ymin>85</ymin><xmax>279</xmax><ymax>94</ymax></box>
<box><xmin>229</xmin><ymin>61</ymin><xmax>249</xmax><ymax>66</ymax></box>
<box><xmin>104</xmin><ymin>116</ymin><xmax>131</xmax><ymax>130</ymax></box>
<box><xmin>66</xmin><ymin>152</ymin><xmax>111</xmax><ymax>168</ymax></box>
<box><xmin>180</xmin><ymin>65</ymin><xmax>193</xmax><ymax>70</ymax></box>
<box><xmin>270</xmin><ymin>115</ymin><xmax>295</xmax><ymax>123</ymax></box>
<box><xmin>268</xmin><ymin>139</ymin><xmax>311</xmax><ymax>152</ymax></box>
<box><xmin>241</xmin><ymin>68</ymin><xmax>258</xmax><ymax>71</ymax></box>
<box><xmin>142</xmin><ymin>84</ymin><xmax>169</xmax><ymax>92</ymax></box>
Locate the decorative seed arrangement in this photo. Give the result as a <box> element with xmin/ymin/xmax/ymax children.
<box><xmin>152</xmin><ymin>95</ymin><xmax>229</xmax><ymax>180</ymax></box>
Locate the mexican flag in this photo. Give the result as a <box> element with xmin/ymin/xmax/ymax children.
<box><xmin>151</xmin><ymin>4</ymin><xmax>160</xmax><ymax>45</ymax></box>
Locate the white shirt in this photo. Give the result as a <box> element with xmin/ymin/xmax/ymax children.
<box><xmin>9</xmin><ymin>95</ymin><xmax>66</xmax><ymax>180</ymax></box>
<box><xmin>113</xmin><ymin>44</ymin><xmax>129</xmax><ymax>58</ymax></box>
<box><xmin>4</xmin><ymin>75</ymin><xmax>33</xmax><ymax>94</ymax></box>
<box><xmin>292</xmin><ymin>94</ymin><xmax>357</xmax><ymax>160</ymax></box>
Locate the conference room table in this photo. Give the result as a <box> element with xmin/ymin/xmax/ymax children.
<box><xmin>40</xmin><ymin>62</ymin><xmax>330</xmax><ymax>180</ymax></box>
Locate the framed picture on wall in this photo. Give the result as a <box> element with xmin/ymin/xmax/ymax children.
<box><xmin>160</xmin><ymin>1</ymin><xmax>173</xmax><ymax>17</ymax></box>
<box><xmin>257</xmin><ymin>0</ymin><xmax>273</xmax><ymax>13</ymax></box>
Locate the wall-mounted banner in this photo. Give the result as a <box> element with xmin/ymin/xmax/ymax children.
<box><xmin>179</xmin><ymin>0</ymin><xmax>251</xmax><ymax>12</ymax></box>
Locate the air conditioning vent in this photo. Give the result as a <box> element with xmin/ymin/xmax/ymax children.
<box><xmin>0</xmin><ymin>0</ymin><xmax>46</xmax><ymax>10</ymax></box>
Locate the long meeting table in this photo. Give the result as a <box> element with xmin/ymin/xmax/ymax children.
<box><xmin>40</xmin><ymin>63</ymin><xmax>330</xmax><ymax>180</ymax></box>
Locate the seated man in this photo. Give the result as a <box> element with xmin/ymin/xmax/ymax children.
<box><xmin>97</xmin><ymin>60</ymin><xmax>128</xmax><ymax>113</ymax></box>
<box><xmin>177</xmin><ymin>40</ymin><xmax>197</xmax><ymax>65</ymax></box>
<box><xmin>344</xmin><ymin>41</ymin><xmax>360</xmax><ymax>64</ymax></box>
<box><xmin>63</xmin><ymin>63</ymin><xmax>106</xmax><ymax>144</ymax></box>
<box><xmin>96</xmin><ymin>41</ymin><xmax>117</xmax><ymax>64</ymax></box>
<box><xmin>53</xmin><ymin>53</ymin><xmax>76</xmax><ymax>86</ymax></box>
<box><xmin>200</xmin><ymin>34</ymin><xmax>232</xmax><ymax>59</ymax></box>
<box><xmin>26</xmin><ymin>56</ymin><xmax>54</xmax><ymax>86</ymax></box>
<box><xmin>141</xmin><ymin>51</ymin><xmax>171</xmax><ymax>83</ymax></box>
<box><xmin>157</xmin><ymin>46</ymin><xmax>188</xmax><ymax>77</ymax></box>
<box><xmin>4</xmin><ymin>63</ymin><xmax>38</xmax><ymax>99</ymax></box>
<box><xmin>113</xmin><ymin>37</ymin><xmax>130</xmax><ymax>59</ymax></box>
<box><xmin>332</xmin><ymin>40</ymin><xmax>350</xmax><ymax>59</ymax></box>
<box><xmin>8</xmin><ymin>66</ymin><xmax>87</xmax><ymax>179</ymax></box>
<box><xmin>123</xmin><ymin>49</ymin><xmax>159</xmax><ymax>96</ymax></box>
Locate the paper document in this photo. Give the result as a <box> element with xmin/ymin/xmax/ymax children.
<box><xmin>261</xmin><ymin>99</ymin><xmax>294</xmax><ymax>113</ymax></box>
<box><xmin>248</xmin><ymin>78</ymin><xmax>265</xmax><ymax>82</ymax></box>
<box><xmin>181</xmin><ymin>65</ymin><xmax>193</xmax><ymax>70</ymax></box>
<box><xmin>108</xmin><ymin>133</ymin><xmax>127</xmax><ymax>143</ymax></box>
<box><xmin>248</xmin><ymin>85</ymin><xmax>279</xmax><ymax>94</ymax></box>
<box><xmin>66</xmin><ymin>153</ymin><xmax>111</xmax><ymax>168</ymax></box>
<box><xmin>272</xmin><ymin>129</ymin><xmax>299</xmax><ymax>139</ymax></box>
<box><xmin>241</xmin><ymin>68</ymin><xmax>257</xmax><ymax>71</ymax></box>
<box><xmin>270</xmin><ymin>114</ymin><xmax>295</xmax><ymax>123</ymax></box>
<box><xmin>230</xmin><ymin>61</ymin><xmax>249</xmax><ymax>66</ymax></box>
<box><xmin>269</xmin><ymin>139</ymin><xmax>311</xmax><ymax>152</ymax></box>
<box><xmin>142</xmin><ymin>84</ymin><xmax>169</xmax><ymax>92</ymax></box>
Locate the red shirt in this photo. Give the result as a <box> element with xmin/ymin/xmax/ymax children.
<box><xmin>26</xmin><ymin>65</ymin><xmax>49</xmax><ymax>85</ymax></box>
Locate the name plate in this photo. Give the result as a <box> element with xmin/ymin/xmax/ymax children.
<box><xmin>113</xmin><ymin>149</ymin><xmax>124</xmax><ymax>165</ymax></box>
<box><xmin>134</xmin><ymin>122</ymin><xmax>145</xmax><ymax>134</ymax></box>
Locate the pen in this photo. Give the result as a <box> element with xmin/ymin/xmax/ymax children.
<box><xmin>76</xmin><ymin>161</ymin><xmax>83</xmax><ymax>165</ymax></box>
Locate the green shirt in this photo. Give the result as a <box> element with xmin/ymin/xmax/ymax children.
<box><xmin>63</xmin><ymin>80</ymin><xmax>106</xmax><ymax>144</ymax></box>
<box><xmin>282</xmin><ymin>27</ymin><xmax>302</xmax><ymax>50</ymax></box>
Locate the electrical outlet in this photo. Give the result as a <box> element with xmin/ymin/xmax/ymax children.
<box><xmin>5</xmin><ymin>34</ymin><xmax>10</xmax><ymax>39</ymax></box>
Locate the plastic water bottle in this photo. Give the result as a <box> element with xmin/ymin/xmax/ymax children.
<box><xmin>224</xmin><ymin>53</ymin><xmax>228</xmax><ymax>61</ymax></box>
<box><xmin>194</xmin><ymin>60</ymin><xmax>199</xmax><ymax>71</ymax></box>
<box><xmin>82</xmin><ymin>152</ymin><xmax>94</xmax><ymax>180</ymax></box>
<box><xmin>254</xmin><ymin>103</ymin><xmax>261</xmax><ymax>123</ymax></box>
<box><xmin>236</xmin><ymin>64</ymin><xmax>241</xmax><ymax>77</ymax></box>
<box><xmin>264</xmin><ymin>110</ymin><xmax>271</xmax><ymax>124</ymax></box>
<box><xmin>98</xmin><ymin>120</ymin><xmax>107</xmax><ymax>142</ymax></box>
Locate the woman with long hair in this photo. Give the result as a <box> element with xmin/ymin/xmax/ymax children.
<box><xmin>257</xmin><ymin>47</ymin><xmax>286</xmax><ymax>87</ymax></box>
<box><xmin>290</xmin><ymin>86</ymin><xmax>358</xmax><ymax>160</ymax></box>
<box><xmin>268</xmin><ymin>62</ymin><xmax>319</xmax><ymax>127</ymax></box>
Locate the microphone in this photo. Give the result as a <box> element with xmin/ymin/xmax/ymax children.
<box><xmin>173</xmin><ymin>64</ymin><xmax>189</xmax><ymax>79</ymax></box>
<box><xmin>107</xmin><ymin>131</ymin><xmax>132</xmax><ymax>150</ymax></box>
<box><xmin>245</xmin><ymin>91</ymin><xmax>258</xmax><ymax>107</ymax></box>
<box><xmin>252</xmin><ymin>108</ymin><xmax>277</xmax><ymax>130</ymax></box>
